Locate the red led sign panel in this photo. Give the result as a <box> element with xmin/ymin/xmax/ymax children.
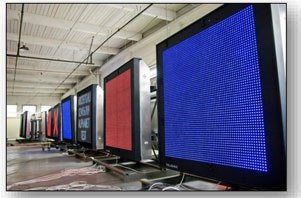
<box><xmin>47</xmin><ymin>111</ymin><xmax>52</xmax><ymax>137</ymax></box>
<box><xmin>53</xmin><ymin>108</ymin><xmax>59</xmax><ymax>137</ymax></box>
<box><xmin>105</xmin><ymin>69</ymin><xmax>132</xmax><ymax>151</ymax></box>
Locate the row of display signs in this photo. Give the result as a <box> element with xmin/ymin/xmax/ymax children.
<box><xmin>46</xmin><ymin>58</ymin><xmax>152</xmax><ymax>162</ymax></box>
<box><xmin>19</xmin><ymin>4</ymin><xmax>286</xmax><ymax>190</ymax></box>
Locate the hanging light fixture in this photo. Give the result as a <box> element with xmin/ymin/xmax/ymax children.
<box><xmin>20</xmin><ymin>43</ymin><xmax>29</xmax><ymax>51</ymax></box>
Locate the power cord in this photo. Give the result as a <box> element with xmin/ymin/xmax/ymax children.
<box><xmin>114</xmin><ymin>164</ymin><xmax>143</xmax><ymax>173</ymax></box>
<box><xmin>174</xmin><ymin>174</ymin><xmax>189</xmax><ymax>191</ymax></box>
<box><xmin>148</xmin><ymin>182</ymin><xmax>165</xmax><ymax>191</ymax></box>
<box><xmin>162</xmin><ymin>186</ymin><xmax>180</xmax><ymax>191</ymax></box>
<box><xmin>148</xmin><ymin>174</ymin><xmax>189</xmax><ymax>191</ymax></box>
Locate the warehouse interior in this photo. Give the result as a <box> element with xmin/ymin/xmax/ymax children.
<box><xmin>6</xmin><ymin>3</ymin><xmax>287</xmax><ymax>192</ymax></box>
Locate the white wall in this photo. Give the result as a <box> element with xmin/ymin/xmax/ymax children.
<box><xmin>61</xmin><ymin>73</ymin><xmax>100</xmax><ymax>100</ymax></box>
<box><xmin>7</xmin><ymin>118</ymin><xmax>20</xmax><ymax>139</ymax></box>
<box><xmin>6</xmin><ymin>95</ymin><xmax>60</xmax><ymax>139</ymax></box>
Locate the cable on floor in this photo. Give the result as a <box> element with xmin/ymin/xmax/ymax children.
<box><xmin>162</xmin><ymin>186</ymin><xmax>180</xmax><ymax>191</ymax></box>
<box><xmin>114</xmin><ymin>164</ymin><xmax>144</xmax><ymax>173</ymax></box>
<box><xmin>7</xmin><ymin>164</ymin><xmax>105</xmax><ymax>190</ymax></box>
<box><xmin>148</xmin><ymin>182</ymin><xmax>165</xmax><ymax>191</ymax></box>
<box><xmin>27</xmin><ymin>181</ymin><xmax>122</xmax><ymax>191</ymax></box>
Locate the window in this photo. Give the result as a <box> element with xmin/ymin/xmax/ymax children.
<box><xmin>7</xmin><ymin>105</ymin><xmax>17</xmax><ymax>117</ymax></box>
<box><xmin>22</xmin><ymin>105</ymin><xmax>36</xmax><ymax>113</ymax></box>
<box><xmin>41</xmin><ymin>105</ymin><xmax>51</xmax><ymax>112</ymax></box>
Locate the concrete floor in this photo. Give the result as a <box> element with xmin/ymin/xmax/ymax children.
<box><xmin>7</xmin><ymin>141</ymin><xmax>223</xmax><ymax>191</ymax></box>
<box><xmin>6</xmin><ymin>142</ymin><xmax>145</xmax><ymax>191</ymax></box>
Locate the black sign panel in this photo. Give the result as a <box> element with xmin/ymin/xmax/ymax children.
<box><xmin>77</xmin><ymin>91</ymin><xmax>92</xmax><ymax>144</ymax></box>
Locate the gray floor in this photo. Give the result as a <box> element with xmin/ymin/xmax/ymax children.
<box><xmin>6</xmin><ymin>142</ymin><xmax>144</xmax><ymax>191</ymax></box>
<box><xmin>7</xmin><ymin>142</ymin><xmax>223</xmax><ymax>191</ymax></box>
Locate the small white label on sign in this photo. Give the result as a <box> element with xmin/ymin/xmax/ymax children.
<box><xmin>81</xmin><ymin>130</ymin><xmax>86</xmax><ymax>141</ymax></box>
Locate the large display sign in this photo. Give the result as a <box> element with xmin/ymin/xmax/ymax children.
<box><xmin>157</xmin><ymin>4</ymin><xmax>286</xmax><ymax>190</ymax></box>
<box><xmin>47</xmin><ymin>109</ymin><xmax>52</xmax><ymax>138</ymax></box>
<box><xmin>19</xmin><ymin>111</ymin><xmax>31</xmax><ymax>139</ymax></box>
<box><xmin>76</xmin><ymin>84</ymin><xmax>103</xmax><ymax>150</ymax></box>
<box><xmin>51</xmin><ymin>104</ymin><xmax>61</xmax><ymax>140</ymax></box>
<box><xmin>78</xmin><ymin>91</ymin><xmax>92</xmax><ymax>144</ymax></box>
<box><xmin>105</xmin><ymin>69</ymin><xmax>132</xmax><ymax>151</ymax></box>
<box><xmin>104</xmin><ymin>58</ymin><xmax>152</xmax><ymax>161</ymax></box>
<box><xmin>62</xmin><ymin>95</ymin><xmax>76</xmax><ymax>144</ymax></box>
<box><xmin>62</xmin><ymin>100</ymin><xmax>72</xmax><ymax>140</ymax></box>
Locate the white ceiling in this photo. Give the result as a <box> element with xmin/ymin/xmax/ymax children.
<box><xmin>6</xmin><ymin>3</ymin><xmax>190</xmax><ymax>97</ymax></box>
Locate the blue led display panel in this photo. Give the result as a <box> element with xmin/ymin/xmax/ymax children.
<box><xmin>62</xmin><ymin>99</ymin><xmax>72</xmax><ymax>140</ymax></box>
<box><xmin>162</xmin><ymin>5</ymin><xmax>268</xmax><ymax>172</ymax></box>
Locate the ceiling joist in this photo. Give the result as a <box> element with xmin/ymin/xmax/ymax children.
<box><xmin>7</xmin><ymin>33</ymin><xmax>119</xmax><ymax>55</ymax></box>
<box><xmin>7</xmin><ymin>87</ymin><xmax>67</xmax><ymax>94</ymax></box>
<box><xmin>7</xmin><ymin>73</ymin><xmax>80</xmax><ymax>84</ymax></box>
<box><xmin>7</xmin><ymin>9</ymin><xmax>142</xmax><ymax>41</ymax></box>
<box><xmin>7</xmin><ymin>92</ymin><xmax>63</xmax><ymax>97</ymax></box>
<box><xmin>107</xmin><ymin>4</ymin><xmax>177</xmax><ymax>21</ymax></box>
<box><xmin>6</xmin><ymin>64</ymin><xmax>90</xmax><ymax>76</ymax></box>
<box><xmin>7</xmin><ymin>80</ymin><xmax>73</xmax><ymax>89</ymax></box>
<box><xmin>7</xmin><ymin>51</ymin><xmax>103</xmax><ymax>66</ymax></box>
